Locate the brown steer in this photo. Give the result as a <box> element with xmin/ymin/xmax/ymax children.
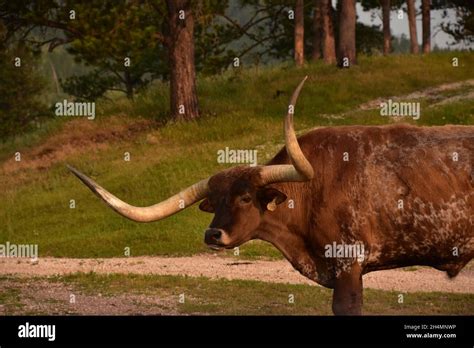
<box><xmin>69</xmin><ymin>78</ymin><xmax>474</xmax><ymax>315</ymax></box>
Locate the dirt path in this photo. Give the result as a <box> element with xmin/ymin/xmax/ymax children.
<box><xmin>314</xmin><ymin>79</ymin><xmax>474</xmax><ymax>121</ymax></box>
<box><xmin>358</xmin><ymin>79</ymin><xmax>474</xmax><ymax>110</ymax></box>
<box><xmin>1</xmin><ymin>255</ymin><xmax>472</xmax><ymax>294</ymax></box>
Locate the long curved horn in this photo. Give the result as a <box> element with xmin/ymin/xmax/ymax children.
<box><xmin>260</xmin><ymin>76</ymin><xmax>314</xmax><ymax>184</ymax></box>
<box><xmin>68</xmin><ymin>77</ymin><xmax>311</xmax><ymax>221</ymax></box>
<box><xmin>67</xmin><ymin>165</ymin><xmax>209</xmax><ymax>222</ymax></box>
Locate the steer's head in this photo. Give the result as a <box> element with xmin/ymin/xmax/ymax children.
<box><xmin>199</xmin><ymin>166</ymin><xmax>288</xmax><ymax>250</ymax></box>
<box><xmin>68</xmin><ymin>77</ymin><xmax>314</xmax><ymax>251</ymax></box>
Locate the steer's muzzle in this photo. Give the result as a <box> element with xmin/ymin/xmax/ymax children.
<box><xmin>204</xmin><ymin>228</ymin><xmax>224</xmax><ymax>248</ymax></box>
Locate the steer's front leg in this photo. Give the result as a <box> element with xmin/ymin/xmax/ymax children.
<box><xmin>331</xmin><ymin>262</ymin><xmax>363</xmax><ymax>315</ymax></box>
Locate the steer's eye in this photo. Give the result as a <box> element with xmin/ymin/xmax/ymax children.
<box><xmin>240</xmin><ymin>195</ymin><xmax>252</xmax><ymax>204</ymax></box>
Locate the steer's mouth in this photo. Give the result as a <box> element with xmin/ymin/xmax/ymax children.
<box><xmin>206</xmin><ymin>244</ymin><xmax>236</xmax><ymax>251</ymax></box>
<box><xmin>205</xmin><ymin>239</ymin><xmax>241</xmax><ymax>251</ymax></box>
<box><xmin>206</xmin><ymin>243</ymin><xmax>226</xmax><ymax>251</ymax></box>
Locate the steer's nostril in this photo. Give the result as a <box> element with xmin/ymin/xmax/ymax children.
<box><xmin>205</xmin><ymin>228</ymin><xmax>223</xmax><ymax>244</ymax></box>
<box><xmin>210</xmin><ymin>229</ymin><xmax>222</xmax><ymax>240</ymax></box>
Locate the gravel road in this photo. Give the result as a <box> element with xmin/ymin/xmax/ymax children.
<box><xmin>1</xmin><ymin>255</ymin><xmax>472</xmax><ymax>293</ymax></box>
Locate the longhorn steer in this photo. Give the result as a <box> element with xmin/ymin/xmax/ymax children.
<box><xmin>69</xmin><ymin>77</ymin><xmax>474</xmax><ymax>315</ymax></box>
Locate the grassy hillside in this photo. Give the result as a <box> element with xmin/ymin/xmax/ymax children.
<box><xmin>0</xmin><ymin>52</ymin><xmax>473</xmax><ymax>258</ymax></box>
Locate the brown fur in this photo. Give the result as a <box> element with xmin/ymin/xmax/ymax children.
<box><xmin>201</xmin><ymin>124</ymin><xmax>474</xmax><ymax>315</ymax></box>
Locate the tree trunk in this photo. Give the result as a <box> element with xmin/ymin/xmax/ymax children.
<box><xmin>294</xmin><ymin>0</ymin><xmax>305</xmax><ymax>67</ymax></box>
<box><xmin>321</xmin><ymin>0</ymin><xmax>336</xmax><ymax>64</ymax></box>
<box><xmin>406</xmin><ymin>0</ymin><xmax>419</xmax><ymax>54</ymax></box>
<box><xmin>421</xmin><ymin>0</ymin><xmax>430</xmax><ymax>53</ymax></box>
<box><xmin>337</xmin><ymin>0</ymin><xmax>356</xmax><ymax>67</ymax></box>
<box><xmin>166</xmin><ymin>0</ymin><xmax>199</xmax><ymax>120</ymax></box>
<box><xmin>381</xmin><ymin>0</ymin><xmax>391</xmax><ymax>55</ymax></box>
<box><xmin>311</xmin><ymin>0</ymin><xmax>322</xmax><ymax>60</ymax></box>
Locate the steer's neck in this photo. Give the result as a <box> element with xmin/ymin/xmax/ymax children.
<box><xmin>256</xmin><ymin>216</ymin><xmax>307</xmax><ymax>260</ymax></box>
<box><xmin>255</xmin><ymin>182</ymin><xmax>320</xmax><ymax>283</ymax></box>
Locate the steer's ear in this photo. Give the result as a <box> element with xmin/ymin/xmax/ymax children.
<box><xmin>258</xmin><ymin>187</ymin><xmax>287</xmax><ymax>212</ymax></box>
<box><xmin>199</xmin><ymin>198</ymin><xmax>214</xmax><ymax>213</ymax></box>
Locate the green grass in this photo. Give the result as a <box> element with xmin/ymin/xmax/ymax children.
<box><xmin>2</xmin><ymin>272</ymin><xmax>472</xmax><ymax>315</ymax></box>
<box><xmin>336</xmin><ymin>98</ymin><xmax>474</xmax><ymax>126</ymax></box>
<box><xmin>0</xmin><ymin>52</ymin><xmax>473</xmax><ymax>258</ymax></box>
<box><xmin>421</xmin><ymin>99</ymin><xmax>474</xmax><ymax>125</ymax></box>
<box><xmin>4</xmin><ymin>272</ymin><xmax>468</xmax><ymax>315</ymax></box>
